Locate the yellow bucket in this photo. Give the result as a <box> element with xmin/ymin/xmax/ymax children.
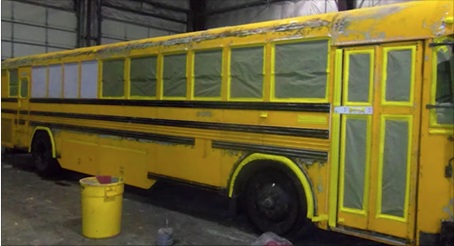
<box><xmin>80</xmin><ymin>176</ymin><xmax>124</xmax><ymax>239</ymax></box>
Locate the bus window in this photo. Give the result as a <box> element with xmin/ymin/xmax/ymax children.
<box><xmin>193</xmin><ymin>49</ymin><xmax>222</xmax><ymax>99</ymax></box>
<box><xmin>383</xmin><ymin>48</ymin><xmax>413</xmax><ymax>104</ymax></box>
<box><xmin>130</xmin><ymin>56</ymin><xmax>157</xmax><ymax>98</ymax></box>
<box><xmin>63</xmin><ymin>63</ymin><xmax>79</xmax><ymax>98</ymax></box>
<box><xmin>20</xmin><ymin>78</ymin><xmax>28</xmax><ymax>98</ymax></box>
<box><xmin>229</xmin><ymin>46</ymin><xmax>264</xmax><ymax>100</ymax></box>
<box><xmin>434</xmin><ymin>42</ymin><xmax>454</xmax><ymax>125</ymax></box>
<box><xmin>81</xmin><ymin>60</ymin><xmax>98</xmax><ymax>99</ymax></box>
<box><xmin>273</xmin><ymin>40</ymin><xmax>328</xmax><ymax>100</ymax></box>
<box><xmin>31</xmin><ymin>66</ymin><xmax>47</xmax><ymax>98</ymax></box>
<box><xmin>9</xmin><ymin>69</ymin><xmax>18</xmax><ymax>97</ymax></box>
<box><xmin>48</xmin><ymin>64</ymin><xmax>62</xmax><ymax>98</ymax></box>
<box><xmin>163</xmin><ymin>53</ymin><xmax>187</xmax><ymax>98</ymax></box>
<box><xmin>102</xmin><ymin>59</ymin><xmax>125</xmax><ymax>98</ymax></box>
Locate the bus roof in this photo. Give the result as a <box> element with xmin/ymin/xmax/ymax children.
<box><xmin>2</xmin><ymin>0</ymin><xmax>453</xmax><ymax>69</ymax></box>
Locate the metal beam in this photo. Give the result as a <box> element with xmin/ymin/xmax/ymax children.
<box><xmin>189</xmin><ymin>0</ymin><xmax>205</xmax><ymax>31</ymax></box>
<box><xmin>128</xmin><ymin>0</ymin><xmax>190</xmax><ymax>14</ymax></box>
<box><xmin>202</xmin><ymin>0</ymin><xmax>290</xmax><ymax>17</ymax></box>
<box><xmin>12</xmin><ymin>0</ymin><xmax>75</xmax><ymax>12</ymax></box>
<box><xmin>101</xmin><ymin>1</ymin><xmax>187</xmax><ymax>24</ymax></box>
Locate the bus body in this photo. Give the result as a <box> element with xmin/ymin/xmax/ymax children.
<box><xmin>1</xmin><ymin>1</ymin><xmax>453</xmax><ymax>245</ymax></box>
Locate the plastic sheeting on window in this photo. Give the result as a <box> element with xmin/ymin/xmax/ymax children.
<box><xmin>343</xmin><ymin>118</ymin><xmax>368</xmax><ymax>210</ymax></box>
<box><xmin>48</xmin><ymin>64</ymin><xmax>62</xmax><ymax>98</ymax></box>
<box><xmin>435</xmin><ymin>47</ymin><xmax>454</xmax><ymax>125</ymax></box>
<box><xmin>64</xmin><ymin>63</ymin><xmax>79</xmax><ymax>98</ymax></box>
<box><xmin>230</xmin><ymin>46</ymin><xmax>263</xmax><ymax>99</ymax></box>
<box><xmin>347</xmin><ymin>53</ymin><xmax>370</xmax><ymax>102</ymax></box>
<box><xmin>385</xmin><ymin>49</ymin><xmax>412</xmax><ymax>102</ymax></box>
<box><xmin>194</xmin><ymin>49</ymin><xmax>222</xmax><ymax>98</ymax></box>
<box><xmin>163</xmin><ymin>53</ymin><xmax>187</xmax><ymax>98</ymax></box>
<box><xmin>9</xmin><ymin>69</ymin><xmax>18</xmax><ymax>96</ymax></box>
<box><xmin>130</xmin><ymin>56</ymin><xmax>157</xmax><ymax>97</ymax></box>
<box><xmin>80</xmin><ymin>60</ymin><xmax>98</xmax><ymax>99</ymax></box>
<box><xmin>20</xmin><ymin>78</ymin><xmax>28</xmax><ymax>97</ymax></box>
<box><xmin>32</xmin><ymin>66</ymin><xmax>47</xmax><ymax>98</ymax></box>
<box><xmin>274</xmin><ymin>40</ymin><xmax>328</xmax><ymax>99</ymax></box>
<box><xmin>381</xmin><ymin>120</ymin><xmax>409</xmax><ymax>217</ymax></box>
<box><xmin>102</xmin><ymin>59</ymin><xmax>125</xmax><ymax>97</ymax></box>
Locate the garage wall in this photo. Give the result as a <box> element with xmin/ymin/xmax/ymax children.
<box><xmin>1</xmin><ymin>0</ymin><xmax>77</xmax><ymax>59</ymax></box>
<box><xmin>204</xmin><ymin>0</ymin><xmax>339</xmax><ymax>29</ymax></box>
<box><xmin>99</xmin><ymin>0</ymin><xmax>188</xmax><ymax>44</ymax></box>
<box><xmin>204</xmin><ymin>0</ymin><xmax>409</xmax><ymax>29</ymax></box>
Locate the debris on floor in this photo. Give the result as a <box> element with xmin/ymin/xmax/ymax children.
<box><xmin>251</xmin><ymin>232</ymin><xmax>293</xmax><ymax>246</ymax></box>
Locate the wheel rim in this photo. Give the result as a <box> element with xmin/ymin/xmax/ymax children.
<box><xmin>255</xmin><ymin>182</ymin><xmax>291</xmax><ymax>221</ymax></box>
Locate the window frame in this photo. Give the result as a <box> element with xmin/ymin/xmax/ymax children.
<box><xmin>270</xmin><ymin>38</ymin><xmax>330</xmax><ymax>103</ymax></box>
<box><xmin>128</xmin><ymin>54</ymin><xmax>159</xmax><ymax>100</ymax></box>
<box><xmin>227</xmin><ymin>44</ymin><xmax>266</xmax><ymax>102</ymax></box>
<box><xmin>101</xmin><ymin>58</ymin><xmax>127</xmax><ymax>99</ymax></box>
<box><xmin>161</xmin><ymin>51</ymin><xmax>188</xmax><ymax>100</ymax></box>
<box><xmin>192</xmin><ymin>47</ymin><xmax>224</xmax><ymax>101</ymax></box>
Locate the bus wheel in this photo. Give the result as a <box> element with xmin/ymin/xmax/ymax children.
<box><xmin>32</xmin><ymin>132</ymin><xmax>60</xmax><ymax>177</ymax></box>
<box><xmin>245</xmin><ymin>170</ymin><xmax>303</xmax><ymax>236</ymax></box>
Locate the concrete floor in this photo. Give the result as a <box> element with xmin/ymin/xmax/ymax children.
<box><xmin>1</xmin><ymin>152</ymin><xmax>382</xmax><ymax>245</ymax></box>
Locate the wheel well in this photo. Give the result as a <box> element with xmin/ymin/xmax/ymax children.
<box><xmin>231</xmin><ymin>159</ymin><xmax>309</xmax><ymax>215</ymax></box>
<box><xmin>30</xmin><ymin>128</ymin><xmax>56</xmax><ymax>158</ymax></box>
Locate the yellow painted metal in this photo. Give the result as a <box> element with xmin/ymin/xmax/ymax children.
<box><xmin>328</xmin><ymin>49</ymin><xmax>343</xmax><ymax>228</ymax></box>
<box><xmin>80</xmin><ymin>177</ymin><xmax>124</xmax><ymax>239</ymax></box>
<box><xmin>415</xmin><ymin>38</ymin><xmax>453</xmax><ymax>244</ymax></box>
<box><xmin>228</xmin><ymin>153</ymin><xmax>315</xmax><ymax>219</ymax></box>
<box><xmin>0</xmin><ymin>1</ymin><xmax>453</xmax><ymax>244</ymax></box>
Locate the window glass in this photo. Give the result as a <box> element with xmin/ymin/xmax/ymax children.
<box><xmin>347</xmin><ymin>53</ymin><xmax>371</xmax><ymax>103</ymax></box>
<box><xmin>81</xmin><ymin>60</ymin><xmax>98</xmax><ymax>98</ymax></box>
<box><xmin>194</xmin><ymin>49</ymin><xmax>222</xmax><ymax>98</ymax></box>
<box><xmin>102</xmin><ymin>59</ymin><xmax>125</xmax><ymax>97</ymax></box>
<box><xmin>434</xmin><ymin>43</ymin><xmax>454</xmax><ymax>125</ymax></box>
<box><xmin>274</xmin><ymin>40</ymin><xmax>328</xmax><ymax>99</ymax></box>
<box><xmin>31</xmin><ymin>66</ymin><xmax>47</xmax><ymax>98</ymax></box>
<box><xmin>9</xmin><ymin>69</ymin><xmax>18</xmax><ymax>96</ymax></box>
<box><xmin>230</xmin><ymin>46</ymin><xmax>263</xmax><ymax>99</ymax></box>
<box><xmin>48</xmin><ymin>64</ymin><xmax>62</xmax><ymax>98</ymax></box>
<box><xmin>64</xmin><ymin>63</ymin><xmax>79</xmax><ymax>98</ymax></box>
<box><xmin>385</xmin><ymin>49</ymin><xmax>412</xmax><ymax>102</ymax></box>
<box><xmin>163</xmin><ymin>53</ymin><xmax>187</xmax><ymax>98</ymax></box>
<box><xmin>130</xmin><ymin>56</ymin><xmax>157</xmax><ymax>97</ymax></box>
<box><xmin>20</xmin><ymin>78</ymin><xmax>29</xmax><ymax>98</ymax></box>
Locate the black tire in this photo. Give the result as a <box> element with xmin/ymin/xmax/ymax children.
<box><xmin>245</xmin><ymin>169</ymin><xmax>307</xmax><ymax>236</ymax></box>
<box><xmin>31</xmin><ymin>132</ymin><xmax>61</xmax><ymax>177</ymax></box>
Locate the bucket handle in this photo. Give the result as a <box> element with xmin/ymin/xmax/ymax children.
<box><xmin>105</xmin><ymin>187</ymin><xmax>118</xmax><ymax>198</ymax></box>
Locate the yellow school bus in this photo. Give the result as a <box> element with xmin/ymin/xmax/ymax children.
<box><xmin>1</xmin><ymin>1</ymin><xmax>453</xmax><ymax>245</ymax></box>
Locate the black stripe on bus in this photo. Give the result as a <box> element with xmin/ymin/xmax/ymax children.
<box><xmin>1</xmin><ymin>98</ymin><xmax>18</xmax><ymax>103</ymax></box>
<box><xmin>1</xmin><ymin>109</ymin><xmax>17</xmax><ymax>114</ymax></box>
<box><xmin>212</xmin><ymin>140</ymin><xmax>328</xmax><ymax>160</ymax></box>
<box><xmin>29</xmin><ymin>121</ymin><xmax>195</xmax><ymax>146</ymax></box>
<box><xmin>28</xmin><ymin>98</ymin><xmax>330</xmax><ymax>112</ymax></box>
<box><xmin>146</xmin><ymin>172</ymin><xmax>223</xmax><ymax>192</ymax></box>
<box><xmin>28</xmin><ymin>110</ymin><xmax>329</xmax><ymax>139</ymax></box>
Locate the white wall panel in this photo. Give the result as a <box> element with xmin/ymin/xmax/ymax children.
<box><xmin>2</xmin><ymin>42</ymin><xmax>13</xmax><ymax>60</ymax></box>
<box><xmin>1</xmin><ymin>0</ymin><xmax>77</xmax><ymax>59</ymax></box>
<box><xmin>48</xmin><ymin>10</ymin><xmax>77</xmax><ymax>30</ymax></box>
<box><xmin>13</xmin><ymin>24</ymin><xmax>46</xmax><ymax>43</ymax></box>
<box><xmin>14</xmin><ymin>43</ymin><xmax>46</xmax><ymax>57</ymax></box>
<box><xmin>48</xmin><ymin>29</ymin><xmax>77</xmax><ymax>47</ymax></box>
<box><xmin>1</xmin><ymin>0</ymin><xmax>12</xmax><ymax>18</ymax></box>
<box><xmin>2</xmin><ymin>22</ymin><xmax>12</xmax><ymax>39</ymax></box>
<box><xmin>14</xmin><ymin>2</ymin><xmax>47</xmax><ymax>25</ymax></box>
